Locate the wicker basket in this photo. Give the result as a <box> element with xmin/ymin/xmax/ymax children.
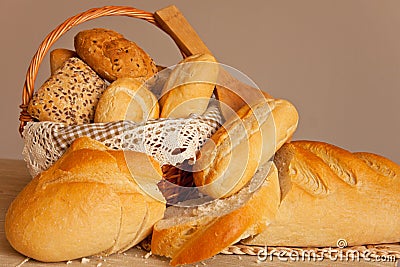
<box><xmin>18</xmin><ymin>6</ymin><xmax>176</xmax><ymax>134</ymax></box>
<box><xmin>17</xmin><ymin>5</ymin><xmax>201</xmax><ymax>204</ymax></box>
<box><xmin>17</xmin><ymin>5</ymin><xmax>400</xmax><ymax>262</ymax></box>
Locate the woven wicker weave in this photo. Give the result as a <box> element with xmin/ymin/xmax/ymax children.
<box><xmin>139</xmin><ymin>237</ymin><xmax>400</xmax><ymax>260</ymax></box>
<box><xmin>18</xmin><ymin>5</ymin><xmax>400</xmax><ymax>259</ymax></box>
<box><xmin>19</xmin><ymin>6</ymin><xmax>167</xmax><ymax>135</ymax></box>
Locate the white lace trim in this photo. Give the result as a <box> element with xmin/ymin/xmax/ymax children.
<box><xmin>22</xmin><ymin>101</ymin><xmax>222</xmax><ymax>177</ymax></box>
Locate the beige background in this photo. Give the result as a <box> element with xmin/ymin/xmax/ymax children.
<box><xmin>0</xmin><ymin>0</ymin><xmax>399</xmax><ymax>164</ymax></box>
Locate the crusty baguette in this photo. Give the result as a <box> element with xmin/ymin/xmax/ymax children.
<box><xmin>193</xmin><ymin>98</ymin><xmax>298</xmax><ymax>198</ymax></box>
<box><xmin>94</xmin><ymin>77</ymin><xmax>159</xmax><ymax>123</ymax></box>
<box><xmin>353</xmin><ymin>151</ymin><xmax>400</xmax><ymax>179</ymax></box>
<box><xmin>151</xmin><ymin>162</ymin><xmax>280</xmax><ymax>266</ymax></box>
<box><xmin>159</xmin><ymin>53</ymin><xmax>218</xmax><ymax>118</ymax></box>
<box><xmin>243</xmin><ymin>141</ymin><xmax>400</xmax><ymax>247</ymax></box>
<box><xmin>5</xmin><ymin>137</ymin><xmax>165</xmax><ymax>262</ymax></box>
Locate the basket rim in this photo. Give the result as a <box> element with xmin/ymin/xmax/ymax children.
<box><xmin>18</xmin><ymin>5</ymin><xmax>183</xmax><ymax>136</ymax></box>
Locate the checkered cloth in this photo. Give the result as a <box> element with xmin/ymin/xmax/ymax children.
<box><xmin>22</xmin><ymin>102</ymin><xmax>223</xmax><ymax>177</ymax></box>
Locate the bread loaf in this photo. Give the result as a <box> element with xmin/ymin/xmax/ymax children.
<box><xmin>159</xmin><ymin>54</ymin><xmax>218</xmax><ymax>118</ymax></box>
<box><xmin>27</xmin><ymin>57</ymin><xmax>106</xmax><ymax>125</ymax></box>
<box><xmin>50</xmin><ymin>48</ymin><xmax>77</xmax><ymax>74</ymax></box>
<box><xmin>193</xmin><ymin>98</ymin><xmax>298</xmax><ymax>198</ymax></box>
<box><xmin>151</xmin><ymin>162</ymin><xmax>280</xmax><ymax>266</ymax></box>
<box><xmin>5</xmin><ymin>137</ymin><xmax>165</xmax><ymax>262</ymax></box>
<box><xmin>243</xmin><ymin>141</ymin><xmax>400</xmax><ymax>247</ymax></box>
<box><xmin>94</xmin><ymin>77</ymin><xmax>159</xmax><ymax>123</ymax></box>
<box><xmin>74</xmin><ymin>28</ymin><xmax>157</xmax><ymax>82</ymax></box>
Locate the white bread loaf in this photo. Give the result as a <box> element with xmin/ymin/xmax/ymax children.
<box><xmin>151</xmin><ymin>162</ymin><xmax>280</xmax><ymax>266</ymax></box>
<box><xmin>243</xmin><ymin>141</ymin><xmax>400</xmax><ymax>247</ymax></box>
<box><xmin>193</xmin><ymin>98</ymin><xmax>298</xmax><ymax>198</ymax></box>
<box><xmin>94</xmin><ymin>77</ymin><xmax>159</xmax><ymax>123</ymax></box>
<box><xmin>5</xmin><ymin>137</ymin><xmax>165</xmax><ymax>262</ymax></box>
<box><xmin>159</xmin><ymin>53</ymin><xmax>218</xmax><ymax>118</ymax></box>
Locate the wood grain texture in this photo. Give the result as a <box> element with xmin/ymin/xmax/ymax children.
<box><xmin>0</xmin><ymin>159</ymin><xmax>395</xmax><ymax>266</ymax></box>
<box><xmin>154</xmin><ymin>5</ymin><xmax>211</xmax><ymax>56</ymax></box>
<box><xmin>155</xmin><ymin>5</ymin><xmax>273</xmax><ymax>120</ymax></box>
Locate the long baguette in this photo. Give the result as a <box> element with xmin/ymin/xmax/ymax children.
<box><xmin>243</xmin><ymin>141</ymin><xmax>400</xmax><ymax>247</ymax></box>
<box><xmin>193</xmin><ymin>98</ymin><xmax>298</xmax><ymax>198</ymax></box>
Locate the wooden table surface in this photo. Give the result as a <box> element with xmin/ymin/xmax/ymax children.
<box><xmin>0</xmin><ymin>159</ymin><xmax>397</xmax><ymax>267</ymax></box>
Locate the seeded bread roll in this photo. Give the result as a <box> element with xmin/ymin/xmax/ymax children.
<box><xmin>50</xmin><ymin>48</ymin><xmax>77</xmax><ymax>74</ymax></box>
<box><xmin>94</xmin><ymin>77</ymin><xmax>159</xmax><ymax>123</ymax></box>
<box><xmin>5</xmin><ymin>137</ymin><xmax>166</xmax><ymax>262</ymax></box>
<box><xmin>74</xmin><ymin>28</ymin><xmax>157</xmax><ymax>82</ymax></box>
<box><xmin>27</xmin><ymin>57</ymin><xmax>106</xmax><ymax>125</ymax></box>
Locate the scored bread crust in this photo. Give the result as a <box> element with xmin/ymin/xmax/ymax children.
<box><xmin>5</xmin><ymin>137</ymin><xmax>166</xmax><ymax>262</ymax></box>
<box><xmin>193</xmin><ymin>98</ymin><xmax>298</xmax><ymax>198</ymax></box>
<box><xmin>151</xmin><ymin>163</ymin><xmax>280</xmax><ymax>266</ymax></box>
<box><xmin>353</xmin><ymin>151</ymin><xmax>400</xmax><ymax>179</ymax></box>
<box><xmin>243</xmin><ymin>141</ymin><xmax>400</xmax><ymax>247</ymax></box>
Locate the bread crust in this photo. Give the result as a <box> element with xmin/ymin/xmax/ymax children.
<box><xmin>94</xmin><ymin>77</ymin><xmax>159</xmax><ymax>123</ymax></box>
<box><xmin>159</xmin><ymin>54</ymin><xmax>218</xmax><ymax>118</ymax></box>
<box><xmin>243</xmin><ymin>141</ymin><xmax>400</xmax><ymax>247</ymax></box>
<box><xmin>5</xmin><ymin>137</ymin><xmax>165</xmax><ymax>262</ymax></box>
<box><xmin>50</xmin><ymin>48</ymin><xmax>77</xmax><ymax>74</ymax></box>
<box><xmin>27</xmin><ymin>57</ymin><xmax>107</xmax><ymax>125</ymax></box>
<box><xmin>151</xmin><ymin>163</ymin><xmax>280</xmax><ymax>266</ymax></box>
<box><xmin>74</xmin><ymin>28</ymin><xmax>157</xmax><ymax>82</ymax></box>
<box><xmin>193</xmin><ymin>98</ymin><xmax>298</xmax><ymax>198</ymax></box>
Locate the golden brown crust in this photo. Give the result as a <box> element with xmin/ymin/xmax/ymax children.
<box><xmin>244</xmin><ymin>141</ymin><xmax>400</xmax><ymax>247</ymax></box>
<box><xmin>151</xmin><ymin>164</ymin><xmax>280</xmax><ymax>266</ymax></box>
<box><xmin>94</xmin><ymin>77</ymin><xmax>159</xmax><ymax>123</ymax></box>
<box><xmin>74</xmin><ymin>28</ymin><xmax>157</xmax><ymax>82</ymax></box>
<box><xmin>5</xmin><ymin>137</ymin><xmax>165</xmax><ymax>262</ymax></box>
<box><xmin>353</xmin><ymin>151</ymin><xmax>400</xmax><ymax>179</ymax></box>
<box><xmin>5</xmin><ymin>180</ymin><xmax>122</xmax><ymax>262</ymax></box>
<box><xmin>193</xmin><ymin>98</ymin><xmax>298</xmax><ymax>198</ymax></box>
<box><xmin>50</xmin><ymin>48</ymin><xmax>77</xmax><ymax>74</ymax></box>
<box><xmin>159</xmin><ymin>54</ymin><xmax>218</xmax><ymax>118</ymax></box>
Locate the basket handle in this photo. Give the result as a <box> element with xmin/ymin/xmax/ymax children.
<box><xmin>154</xmin><ymin>5</ymin><xmax>212</xmax><ymax>56</ymax></box>
<box><xmin>19</xmin><ymin>6</ymin><xmax>168</xmax><ymax>135</ymax></box>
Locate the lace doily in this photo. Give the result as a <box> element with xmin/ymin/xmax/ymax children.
<box><xmin>22</xmin><ymin>100</ymin><xmax>223</xmax><ymax>177</ymax></box>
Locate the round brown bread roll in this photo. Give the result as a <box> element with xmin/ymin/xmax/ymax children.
<box><xmin>74</xmin><ymin>28</ymin><xmax>157</xmax><ymax>82</ymax></box>
<box><xmin>49</xmin><ymin>48</ymin><xmax>77</xmax><ymax>74</ymax></box>
<box><xmin>94</xmin><ymin>77</ymin><xmax>160</xmax><ymax>123</ymax></box>
<box><xmin>5</xmin><ymin>137</ymin><xmax>165</xmax><ymax>262</ymax></box>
